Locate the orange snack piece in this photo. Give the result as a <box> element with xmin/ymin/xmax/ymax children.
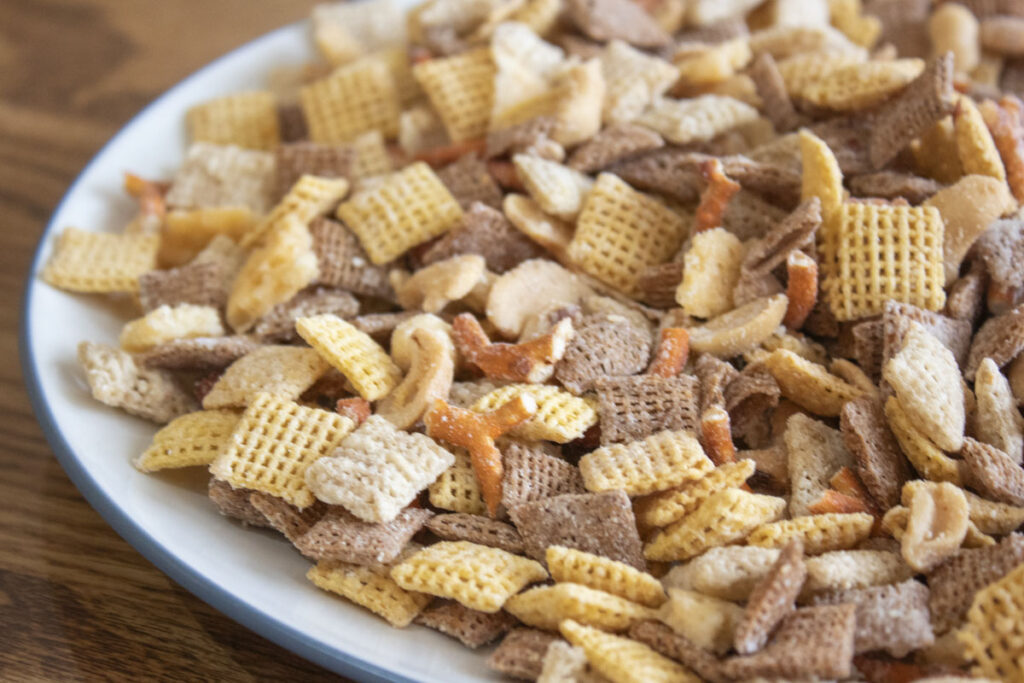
<box><xmin>414</xmin><ymin>138</ymin><xmax>487</xmax><ymax>168</ymax></box>
<box><xmin>452</xmin><ymin>313</ymin><xmax>574</xmax><ymax>383</ymax></box>
<box><xmin>648</xmin><ymin>327</ymin><xmax>690</xmax><ymax>378</ymax></box>
<box><xmin>336</xmin><ymin>397</ymin><xmax>372</xmax><ymax>426</ymax></box>
<box><xmin>694</xmin><ymin>158</ymin><xmax>741</xmax><ymax>233</ymax></box>
<box><xmin>487</xmin><ymin>160</ymin><xmax>524</xmax><ymax>191</ymax></box>
<box><xmin>700</xmin><ymin>405</ymin><xmax>736</xmax><ymax>465</ymax></box>
<box><xmin>124</xmin><ymin>172</ymin><xmax>168</xmax><ymax>222</ymax></box>
<box><xmin>783</xmin><ymin>250</ymin><xmax>818</xmax><ymax>330</ymax></box>
<box><xmin>981</xmin><ymin>96</ymin><xmax>1024</xmax><ymax>202</ymax></box>
<box><xmin>425</xmin><ymin>395</ymin><xmax>538</xmax><ymax>517</ymax></box>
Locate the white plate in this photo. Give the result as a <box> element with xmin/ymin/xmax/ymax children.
<box><xmin>21</xmin><ymin>17</ymin><xmax>506</xmax><ymax>683</ymax></box>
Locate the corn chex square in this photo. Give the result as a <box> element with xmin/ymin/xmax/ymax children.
<box><xmin>187</xmin><ymin>91</ymin><xmax>280</xmax><ymax>150</ymax></box>
<box><xmin>42</xmin><ymin>228</ymin><xmax>158</xmax><ymax>294</ymax></box>
<box><xmin>300</xmin><ymin>59</ymin><xmax>401</xmax><ymax>143</ymax></box>
<box><xmin>825</xmin><ymin>202</ymin><xmax>946</xmax><ymax>321</ymax></box>
<box><xmin>134</xmin><ymin>409</ymin><xmax>240</xmax><ymax>472</ymax></box>
<box><xmin>644</xmin><ymin>488</ymin><xmax>786</xmax><ymax>562</ymax></box>
<box><xmin>634</xmin><ymin>459</ymin><xmax>756</xmax><ymax>528</ymax></box>
<box><xmin>165</xmin><ymin>142</ymin><xmax>275</xmax><ymax>214</ymax></box>
<box><xmin>579</xmin><ymin>429</ymin><xmax>713</xmax><ymax>497</ymax></box>
<box><xmin>546</xmin><ymin>546</ymin><xmax>667</xmax><ymax>607</ymax></box>
<box><xmin>747</xmin><ymin>513</ymin><xmax>875</xmax><ymax>555</ymax></box>
<box><xmin>560</xmin><ymin>620</ymin><xmax>700</xmax><ymax>683</ymax></box>
<box><xmin>308</xmin><ymin>560</ymin><xmax>432</xmax><ymax>628</ymax></box>
<box><xmin>209</xmin><ymin>392</ymin><xmax>355</xmax><ymax>508</ymax></box>
<box><xmin>504</xmin><ymin>582</ymin><xmax>656</xmax><ymax>632</ymax></box>
<box><xmin>390</xmin><ymin>541</ymin><xmax>547</xmax><ymax>613</ymax></box>
<box><xmin>241</xmin><ymin>174</ymin><xmax>349</xmax><ymax>249</ymax></box>
<box><xmin>413</xmin><ymin>47</ymin><xmax>496</xmax><ymax>143</ymax></box>
<box><xmin>295</xmin><ymin>314</ymin><xmax>401</xmax><ymax>401</ymax></box>
<box><xmin>958</xmin><ymin>562</ymin><xmax>1024</xmax><ymax>681</ymax></box>
<box><xmin>567</xmin><ymin>173</ymin><xmax>686</xmax><ymax>296</ymax></box>
<box><xmin>428</xmin><ymin>448</ymin><xmax>488</xmax><ymax>516</ymax></box>
<box><xmin>202</xmin><ymin>346</ymin><xmax>329</xmax><ymax>409</ymax></box>
<box><xmin>305</xmin><ymin>416</ymin><xmax>454</xmax><ymax>523</ymax></box>
<box><xmin>471</xmin><ymin>384</ymin><xmax>598</xmax><ymax>443</ymax></box>
<box><xmin>336</xmin><ymin>161</ymin><xmax>463</xmax><ymax>265</ymax></box>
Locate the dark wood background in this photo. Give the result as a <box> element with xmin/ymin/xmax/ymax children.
<box><xmin>1</xmin><ymin>1</ymin><xmax>352</xmax><ymax>679</ymax></box>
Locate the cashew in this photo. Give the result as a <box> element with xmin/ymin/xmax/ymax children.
<box><xmin>392</xmin><ymin>254</ymin><xmax>487</xmax><ymax>313</ymax></box>
<box><xmin>377</xmin><ymin>327</ymin><xmax>455</xmax><ymax>429</ymax></box>
<box><xmin>390</xmin><ymin>313</ymin><xmax>455</xmax><ymax>372</ymax></box>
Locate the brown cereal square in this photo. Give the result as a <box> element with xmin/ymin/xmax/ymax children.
<box><xmin>594</xmin><ymin>374</ymin><xmax>700</xmax><ymax>446</ymax></box>
<box><xmin>567</xmin><ymin>123</ymin><xmax>665</xmax><ymax>174</ymax></box>
<box><xmin>637</xmin><ymin>262</ymin><xmax>684</xmax><ymax>309</ymax></box>
<box><xmin>434</xmin><ymin>155</ymin><xmax>503</xmax><ymax>211</ymax></box>
<box><xmin>138</xmin><ymin>261</ymin><xmax>229</xmax><ymax>313</ymax></box>
<box><xmin>564</xmin><ymin>0</ymin><xmax>669</xmax><ymax>48</ymax></box>
<box><xmin>488</xmin><ymin>628</ymin><xmax>562</xmax><ymax>680</ymax></box>
<box><xmin>850</xmin><ymin>318</ymin><xmax>885</xmax><ymax>381</ymax></box>
<box><xmin>960</xmin><ymin>437</ymin><xmax>1024</xmax><ymax>506</ymax></box>
<box><xmin>415</xmin><ymin>600</ymin><xmax>517</xmax><ymax>649</ymax></box>
<box><xmin>485</xmin><ymin>117</ymin><xmax>558</xmax><ymax>159</ymax></box>
<box><xmin>501</xmin><ymin>441</ymin><xmax>586</xmax><ymax>509</ymax></box>
<box><xmin>848</xmin><ymin>171</ymin><xmax>944</xmax><ymax>204</ymax></box>
<box><xmin>137</xmin><ymin>336</ymin><xmax>261</xmax><ymax>371</ymax></box>
<box><xmin>811</xmin><ymin>579</ymin><xmax>933</xmax><ymax>657</ymax></box>
<box><xmin>695</xmin><ymin>353</ymin><xmax>740</xmax><ymax>413</ymax></box>
<box><xmin>609</xmin><ymin>148</ymin><xmax>703</xmax><ymax>204</ymax></box>
<box><xmin>725</xmin><ymin>365</ymin><xmax>781</xmax><ymax>449</ymax></box>
<box><xmin>248</xmin><ymin>492</ymin><xmax>326</xmax><ymax>543</ymax></box>
<box><xmin>273</xmin><ymin>142</ymin><xmax>354</xmax><ymax>201</ymax></box>
<box><xmin>294</xmin><ymin>507</ymin><xmax>433</xmax><ymax>566</ymax></box>
<box><xmin>277</xmin><ymin>103</ymin><xmax>308</xmax><ymax>143</ymax></box>
<box><xmin>418</xmin><ymin>202</ymin><xmax>545</xmax><ymax>274</ymax></box>
<box><xmin>208</xmin><ymin>479</ymin><xmax>269</xmax><ymax>528</ymax></box>
<box><xmin>882</xmin><ymin>300</ymin><xmax>972</xmax><ymax>370</ymax></box>
<box><xmin>508</xmin><ymin>490</ymin><xmax>646</xmax><ymax>570</ymax></box>
<box><xmin>308</xmin><ymin>217</ymin><xmax>394</xmax><ymax>300</ymax></box>
<box><xmin>252</xmin><ymin>286</ymin><xmax>360</xmax><ymax>343</ymax></box>
<box><xmin>425</xmin><ymin>513</ymin><xmax>524</xmax><ymax>555</ymax></box>
<box><xmin>840</xmin><ymin>397</ymin><xmax>912</xmax><ymax>509</ymax></box>
<box><xmin>554</xmin><ymin>315</ymin><xmax>652</xmax><ymax>395</ymax></box>
<box><xmin>629</xmin><ymin>620</ymin><xmax>727</xmax><ymax>683</ymax></box>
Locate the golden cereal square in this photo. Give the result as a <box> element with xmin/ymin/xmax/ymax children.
<box><xmin>187</xmin><ymin>91</ymin><xmax>280</xmax><ymax>150</ymax></box>
<box><xmin>560</xmin><ymin>620</ymin><xmax>700</xmax><ymax>683</ymax></box>
<box><xmin>826</xmin><ymin>203</ymin><xmax>946</xmax><ymax>321</ymax></box>
<box><xmin>958</xmin><ymin>562</ymin><xmax>1024</xmax><ymax>681</ymax></box>
<box><xmin>241</xmin><ymin>174</ymin><xmax>349</xmax><ymax>249</ymax></box>
<box><xmin>747</xmin><ymin>512</ymin><xmax>875</xmax><ymax>555</ymax></box>
<box><xmin>308</xmin><ymin>560</ymin><xmax>432</xmax><ymax>628</ymax></box>
<box><xmin>428</xmin><ymin>449</ymin><xmax>488</xmax><ymax>516</ymax></box>
<box><xmin>579</xmin><ymin>429</ymin><xmax>713</xmax><ymax>497</ymax></box>
<box><xmin>567</xmin><ymin>173</ymin><xmax>686</xmax><ymax>296</ymax></box>
<box><xmin>118</xmin><ymin>304</ymin><xmax>224</xmax><ymax>353</ymax></box>
<box><xmin>134</xmin><ymin>409</ymin><xmax>240</xmax><ymax>472</ymax></box>
<box><xmin>634</xmin><ymin>459</ymin><xmax>756</xmax><ymax>528</ymax></box>
<box><xmin>336</xmin><ymin>161</ymin><xmax>463</xmax><ymax>265</ymax></box>
<box><xmin>471</xmin><ymin>384</ymin><xmax>598</xmax><ymax>443</ymax></box>
<box><xmin>413</xmin><ymin>47</ymin><xmax>496</xmax><ymax>143</ymax></box>
<box><xmin>390</xmin><ymin>541</ymin><xmax>548</xmax><ymax>613</ymax></box>
<box><xmin>295</xmin><ymin>314</ymin><xmax>401</xmax><ymax>401</ymax></box>
<box><xmin>504</xmin><ymin>583</ymin><xmax>656</xmax><ymax>632</ymax></box>
<box><xmin>300</xmin><ymin>59</ymin><xmax>401</xmax><ymax>143</ymax></box>
<box><xmin>546</xmin><ymin>546</ymin><xmax>667</xmax><ymax>607</ymax></box>
<box><xmin>209</xmin><ymin>393</ymin><xmax>355</xmax><ymax>508</ymax></box>
<box><xmin>42</xmin><ymin>228</ymin><xmax>159</xmax><ymax>294</ymax></box>
<box><xmin>202</xmin><ymin>346</ymin><xmax>329</xmax><ymax>409</ymax></box>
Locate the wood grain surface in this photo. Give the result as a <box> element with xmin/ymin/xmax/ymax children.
<box><xmin>1</xmin><ymin>1</ymin><xmax>351</xmax><ymax>680</ymax></box>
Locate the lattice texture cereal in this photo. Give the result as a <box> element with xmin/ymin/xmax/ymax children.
<box><xmin>202</xmin><ymin>346</ymin><xmax>328</xmax><ymax>409</ymax></box>
<box><xmin>336</xmin><ymin>161</ymin><xmax>463</xmax><ymax>265</ymax></box>
<box><xmin>308</xmin><ymin>560</ymin><xmax>432</xmax><ymax>627</ymax></box>
<box><xmin>635</xmin><ymin>460</ymin><xmax>756</xmax><ymax>528</ymax></box>
<box><xmin>594</xmin><ymin>374</ymin><xmax>700</xmax><ymax>446</ymax></box>
<box><xmin>43</xmin><ymin>228</ymin><xmax>159</xmax><ymax>294</ymax></box>
<box><xmin>187</xmin><ymin>91</ymin><xmax>280</xmax><ymax>150</ymax></box>
<box><xmin>748</xmin><ymin>513</ymin><xmax>875</xmax><ymax>555</ymax></box>
<box><xmin>958</xmin><ymin>562</ymin><xmax>1024</xmax><ymax>681</ymax></box>
<box><xmin>429</xmin><ymin>448</ymin><xmax>488</xmax><ymax>516</ymax></box>
<box><xmin>300</xmin><ymin>60</ymin><xmax>401</xmax><ymax>143</ymax></box>
<box><xmin>505</xmin><ymin>582</ymin><xmax>656</xmax><ymax>632</ymax></box>
<box><xmin>390</xmin><ymin>541</ymin><xmax>547</xmax><ymax>612</ymax></box>
<box><xmin>209</xmin><ymin>393</ymin><xmax>355</xmax><ymax>508</ymax></box>
<box><xmin>134</xmin><ymin>409</ymin><xmax>239</xmax><ymax>472</ymax></box>
<box><xmin>546</xmin><ymin>546</ymin><xmax>666</xmax><ymax>607</ymax></box>
<box><xmin>295</xmin><ymin>314</ymin><xmax>401</xmax><ymax>401</ymax></box>
<box><xmin>501</xmin><ymin>441</ymin><xmax>585</xmax><ymax>509</ymax></box>
<box><xmin>560</xmin><ymin>620</ymin><xmax>700</xmax><ymax>683</ymax></box>
<box><xmin>635</xmin><ymin>95</ymin><xmax>759</xmax><ymax>146</ymax></box>
<box><xmin>472</xmin><ymin>384</ymin><xmax>597</xmax><ymax>443</ymax></box>
<box><xmin>579</xmin><ymin>429</ymin><xmax>712</xmax><ymax>497</ymax></box>
<box><xmin>413</xmin><ymin>48</ymin><xmax>495</xmax><ymax>143</ymax></box>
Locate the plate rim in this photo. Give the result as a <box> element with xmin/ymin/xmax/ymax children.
<box><xmin>18</xmin><ymin>20</ymin><xmax>415</xmax><ymax>683</ymax></box>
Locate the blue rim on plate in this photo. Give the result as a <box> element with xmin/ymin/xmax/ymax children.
<box><xmin>18</xmin><ymin>22</ymin><xmax>414</xmax><ymax>683</ymax></box>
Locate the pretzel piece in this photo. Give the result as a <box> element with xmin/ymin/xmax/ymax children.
<box><xmin>647</xmin><ymin>327</ymin><xmax>689</xmax><ymax>378</ymax></box>
<box><xmin>452</xmin><ymin>312</ymin><xmax>573</xmax><ymax>383</ymax></box>
<box><xmin>694</xmin><ymin>158</ymin><xmax>741</xmax><ymax>233</ymax></box>
<box><xmin>701</xmin><ymin>405</ymin><xmax>736</xmax><ymax>466</ymax></box>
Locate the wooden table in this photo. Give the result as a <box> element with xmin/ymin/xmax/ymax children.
<box><xmin>1</xmin><ymin>1</ymin><xmax>350</xmax><ymax>679</ymax></box>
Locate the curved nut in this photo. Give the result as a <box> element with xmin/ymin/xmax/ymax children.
<box><xmin>393</xmin><ymin>254</ymin><xmax>487</xmax><ymax>313</ymax></box>
<box><xmin>486</xmin><ymin>259</ymin><xmax>593</xmax><ymax>337</ymax></box>
<box><xmin>503</xmin><ymin>194</ymin><xmax>575</xmax><ymax>262</ymax></box>
<box><xmin>688</xmin><ymin>294</ymin><xmax>789</xmax><ymax>357</ymax></box>
<box><xmin>377</xmin><ymin>328</ymin><xmax>455</xmax><ymax>430</ymax></box>
<box><xmin>901</xmin><ymin>481</ymin><xmax>969</xmax><ymax>573</ymax></box>
<box><xmin>390</xmin><ymin>313</ymin><xmax>455</xmax><ymax>372</ymax></box>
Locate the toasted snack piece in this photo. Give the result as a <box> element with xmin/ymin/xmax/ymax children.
<box><xmin>785</xmin><ymin>413</ymin><xmax>857</xmax><ymax>517</ymax></box>
<box><xmin>928</xmin><ymin>533</ymin><xmax>1024</xmax><ymax>634</ymax></box>
<box><xmin>337</xmin><ymin>161</ymin><xmax>463</xmax><ymax>265</ymax></box>
<box><xmin>301</xmin><ymin>60</ymin><xmax>400</xmax><ymax>144</ymax></box>
<box><xmin>513</xmin><ymin>154</ymin><xmax>593</xmax><ymax>221</ymax></box>
<box><xmin>565</xmin><ymin>0</ymin><xmax>670</xmax><ymax>48</ymax></box>
<box><xmin>656</xmin><ymin>587</ymin><xmax>743</xmax><ymax>656</ymax></box>
<box><xmin>429</xmin><ymin>448</ymin><xmax>487</xmax><ymax>516</ymax></box>
<box><xmin>644</xmin><ymin>488</ymin><xmax>786</xmax><ymax>562</ymax></box>
<box><xmin>434</xmin><ymin>155</ymin><xmax>503</xmax><ymax>211</ymax></box>
<box><xmin>209</xmin><ymin>393</ymin><xmax>354</xmax><ymax>508</ymax></box>
<box><xmin>134</xmin><ymin>409</ymin><xmax>239</xmax><ymax>472</ymax></box>
<box><xmin>662</xmin><ymin>546</ymin><xmax>781</xmax><ymax>602</ymax></box>
<box><xmin>308</xmin><ymin>217</ymin><xmax>393</xmax><ymax>299</ymax></box>
<box><xmin>635</xmin><ymin>460</ymin><xmax>755</xmax><ymax>529</ymax></box>
<box><xmin>635</xmin><ymin>95</ymin><xmax>759</xmax><ymax>147</ymax></box>
<box><xmin>227</xmin><ymin>216</ymin><xmax>319</xmax><ymax>332</ymax></box>
<box><xmin>722</xmin><ymin>604</ymin><xmax>857</xmax><ymax>681</ymax></box>
<box><xmin>567</xmin><ymin>173</ymin><xmax>685</xmax><ymax>296</ymax></box>
<box><xmin>119</xmin><ymin>304</ymin><xmax>224</xmax><ymax>354</ymax></box>
<box><xmin>308</xmin><ymin>560</ymin><xmax>431</xmax><ymax>628</ymax></box>
<box><xmin>629</xmin><ymin>620</ymin><xmax>727</xmax><ymax>683</ymax></box>
<box><xmin>547</xmin><ymin>546</ymin><xmax>665</xmax><ymax>608</ymax></box>
<box><xmin>242</xmin><ymin>174</ymin><xmax>350</xmax><ymax>249</ymax></box>
<box><xmin>763</xmin><ymin>349</ymin><xmax>864</xmax><ymax>417</ymax></box>
<box><xmin>840</xmin><ymin>397</ymin><xmax>912</xmax><ymax>509</ymax></box>
<box><xmin>138</xmin><ymin>261</ymin><xmax>229</xmax><ymax>314</ymax></box>
<box><xmin>579</xmin><ymin>429</ymin><xmax>713</xmax><ymax>497</ymax></box>
<box><xmin>956</xmin><ymin>96</ymin><xmax>1007</xmax><ymax>181</ymax></box>
<box><xmin>187</xmin><ymin>91</ymin><xmax>279</xmax><ymax>150</ymax></box>
<box><xmin>273</xmin><ymin>141</ymin><xmax>354</xmax><ymax>201</ymax></box>
<box><xmin>676</xmin><ymin>228</ymin><xmax>744</xmax><ymax>319</ymax></box>
<box><xmin>601</xmin><ymin>40</ymin><xmax>679</xmax><ymax>124</ymax></box>
<box><xmin>747</xmin><ymin>513</ymin><xmax>875</xmax><ymax>555</ymax></box>
<box><xmin>958</xmin><ymin>562</ymin><xmax>1024</xmax><ymax>681</ymax></box>
<box><xmin>568</xmin><ymin>123</ymin><xmax>664</xmax><ymax>173</ymax></box>
<box><xmin>923</xmin><ymin>175</ymin><xmax>1017</xmax><ymax>285</ymax></box>
<box><xmin>390</xmin><ymin>541</ymin><xmax>547</xmax><ymax>613</ymax></box>
<box><xmin>509</xmin><ymin>489</ymin><xmax>646</xmax><ymax>569</ymax></box>
<box><xmin>295</xmin><ymin>507</ymin><xmax>432</xmax><ymax>566</ymax></box>
<box><xmin>413</xmin><ymin>48</ymin><xmax>494</xmax><ymax>143</ymax></box>
<box><xmin>883</xmin><ymin>322</ymin><xmax>965</xmax><ymax>452</ymax></box>
<box><xmin>414</xmin><ymin>600</ymin><xmax>516</xmax><ymax>649</ymax></box>
<box><xmin>812</xmin><ymin>579</ymin><xmax>933</xmax><ymax>657</ymax></box>
<box><xmin>595</xmin><ymin>374</ymin><xmax>699</xmax><ymax>446</ymax></box>
<box><xmin>296</xmin><ymin>314</ymin><xmax>401</xmax><ymax>401</ymax></box>
<box><xmin>882</xmin><ymin>299</ymin><xmax>972</xmax><ymax>373</ymax></box>
<box><xmin>427</xmin><ymin>513</ymin><xmax>523</xmax><ymax>555</ymax></box>
<box><xmin>506</xmin><ymin>582</ymin><xmax>656</xmax><ymax>632</ymax></box>
<box><xmin>554</xmin><ymin>314</ymin><xmax>652</xmax><ymax>395</ymax></box>
<box><xmin>803</xmin><ymin>59</ymin><xmax>924</xmax><ymax>111</ymax></box>
<box><xmin>77</xmin><ymin>342</ymin><xmax>195</xmax><ymax>424</ymax></box>
<box><xmin>43</xmin><ymin>228</ymin><xmax>159</xmax><ymax>294</ymax></box>
<box><xmin>421</xmin><ymin>201</ymin><xmax>543</xmax><ymax>274</ymax></box>
<box><xmin>559</xmin><ymin>620</ymin><xmax>700</xmax><ymax>683</ymax></box>
<box><xmin>966</xmin><ymin>305</ymin><xmax>1024</xmax><ymax>381</ymax></box>
<box><xmin>485</xmin><ymin>259</ymin><xmax>593</xmax><ymax>338</ymax></box>
<box><xmin>202</xmin><ymin>346</ymin><xmax>327</xmax><ymax>409</ymax></box>
<box><xmin>472</xmin><ymin>383</ymin><xmax>597</xmax><ymax>443</ymax></box>
<box><xmin>901</xmin><ymin>481</ymin><xmax>969</xmax><ymax>573</ymax></box>
<box><xmin>801</xmin><ymin>549</ymin><xmax>914</xmax><ymax>597</ymax></box>
<box><xmin>537</xmin><ymin>641</ymin><xmax>597</xmax><ymax>683</ymax></box>
<box><xmin>253</xmin><ymin>287</ymin><xmax>359</xmax><ymax>344</ymax></box>
<box><xmin>734</xmin><ymin>539</ymin><xmax>807</xmax><ymax>655</ymax></box>
<box><xmin>488</xmin><ymin>628</ymin><xmax>561</xmax><ymax>681</ymax></box>
<box><xmin>884</xmin><ymin>396</ymin><xmax>963</xmax><ymax>484</ymax></box>
<box><xmin>207</xmin><ymin>479</ymin><xmax>268</xmax><ymax>527</ymax></box>
<box><xmin>165</xmin><ymin>142</ymin><xmax>274</xmax><ymax>214</ymax></box>
<box><xmin>453</xmin><ymin>313</ymin><xmax>571</xmax><ymax>383</ymax></box>
<box><xmin>960</xmin><ymin>437</ymin><xmax>1024</xmax><ymax>506</ymax></box>
<box><xmin>975</xmin><ymin>357</ymin><xmax>1024</xmax><ymax>463</ymax></box>
<box><xmin>306</xmin><ymin>415</ymin><xmax>454</xmax><ymax>522</ymax></box>
<box><xmin>501</xmin><ymin>440</ymin><xmax>585</xmax><ymax>509</ymax></box>
<box><xmin>688</xmin><ymin>295</ymin><xmax>789</xmax><ymax>358</ymax></box>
